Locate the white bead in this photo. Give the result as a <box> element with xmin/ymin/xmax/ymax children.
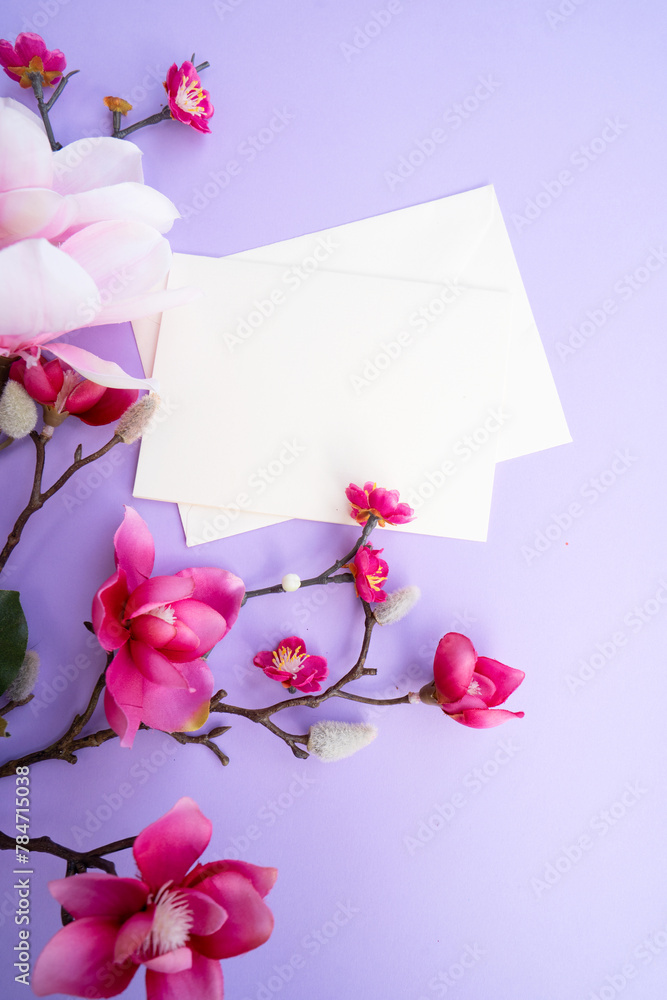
<box><xmin>281</xmin><ymin>573</ymin><xmax>301</xmax><ymax>592</ymax></box>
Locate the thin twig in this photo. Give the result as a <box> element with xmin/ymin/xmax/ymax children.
<box><xmin>0</xmin><ymin>830</ymin><xmax>135</xmax><ymax>874</ymax></box>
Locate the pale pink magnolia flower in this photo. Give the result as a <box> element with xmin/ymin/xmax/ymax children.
<box><xmin>33</xmin><ymin>798</ymin><xmax>277</xmax><ymax>999</ymax></box>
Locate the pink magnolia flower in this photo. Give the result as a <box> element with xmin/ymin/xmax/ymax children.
<box><xmin>9</xmin><ymin>357</ymin><xmax>137</xmax><ymax>426</ymax></box>
<box><xmin>253</xmin><ymin>636</ymin><xmax>328</xmax><ymax>693</ymax></box>
<box><xmin>0</xmin><ymin>32</ymin><xmax>66</xmax><ymax>88</ymax></box>
<box><xmin>432</xmin><ymin>633</ymin><xmax>525</xmax><ymax>729</ymax></box>
<box><xmin>346</xmin><ymin>481</ymin><xmax>415</xmax><ymax>527</ymax></box>
<box><xmin>92</xmin><ymin>507</ymin><xmax>245</xmax><ymax>748</ymax></box>
<box><xmin>164</xmin><ymin>61</ymin><xmax>214</xmax><ymax>133</ymax></box>
<box><xmin>347</xmin><ymin>545</ymin><xmax>389</xmax><ymax>603</ymax></box>
<box><xmin>33</xmin><ymin>797</ymin><xmax>277</xmax><ymax>1000</ymax></box>
<box><xmin>0</xmin><ymin>98</ymin><xmax>196</xmax><ymax>388</ymax></box>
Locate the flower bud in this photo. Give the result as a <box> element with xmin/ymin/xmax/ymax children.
<box><xmin>0</xmin><ymin>381</ymin><xmax>38</xmax><ymax>439</ymax></box>
<box><xmin>115</xmin><ymin>393</ymin><xmax>160</xmax><ymax>444</ymax></box>
<box><xmin>5</xmin><ymin>650</ymin><xmax>40</xmax><ymax>703</ymax></box>
<box><xmin>418</xmin><ymin>681</ymin><xmax>440</xmax><ymax>706</ymax></box>
<box><xmin>373</xmin><ymin>585</ymin><xmax>421</xmax><ymax>625</ymax></box>
<box><xmin>307</xmin><ymin>720</ymin><xmax>378</xmax><ymax>762</ymax></box>
<box><xmin>281</xmin><ymin>574</ymin><xmax>301</xmax><ymax>592</ymax></box>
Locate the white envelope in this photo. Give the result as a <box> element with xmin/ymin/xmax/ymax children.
<box><xmin>133</xmin><ymin>185</ymin><xmax>570</xmax><ymax>543</ymax></box>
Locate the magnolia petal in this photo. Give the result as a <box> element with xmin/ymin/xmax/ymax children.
<box><xmin>175</xmin><ymin>568</ymin><xmax>245</xmax><ymax>633</ymax></box>
<box><xmin>0</xmin><ymin>100</ymin><xmax>52</xmax><ymax>193</ymax></box>
<box><xmin>475</xmin><ymin>657</ymin><xmax>526</xmax><ymax>707</ymax></box>
<box><xmin>160</xmin><ymin>618</ymin><xmax>202</xmax><ymax>660</ymax></box>
<box><xmin>439</xmin><ymin>693</ymin><xmax>488</xmax><ymax>714</ymax></box>
<box><xmin>184</xmin><ymin>860</ymin><xmax>277</xmax><ymax>901</ymax></box>
<box><xmin>18</xmin><ymin>356</ymin><xmax>63</xmax><ymax>402</ymax></box>
<box><xmin>166</xmin><ymin>599</ymin><xmax>227</xmax><ymax>657</ymax></box>
<box><xmin>92</xmin><ymin>569</ymin><xmax>130</xmax><ymax>651</ymax></box>
<box><xmin>63</xmin><ymin>182</ymin><xmax>179</xmax><ymax>236</ymax></box>
<box><xmin>45</xmin><ymin>341</ymin><xmax>157</xmax><ymax>392</ymax></box>
<box><xmin>138</xmin><ymin>658</ymin><xmax>214</xmax><ymax>735</ymax></box>
<box><xmin>0</xmin><ymin>239</ymin><xmax>99</xmax><ymax>347</ymax></box>
<box><xmin>182</xmin><ymin>889</ymin><xmax>227</xmax><ymax>936</ymax></box>
<box><xmin>61</xmin><ymin>378</ymin><xmax>108</xmax><ymax>413</ymax></box>
<box><xmin>133</xmin><ymin>798</ymin><xmax>212</xmax><ymax>891</ymax></box>
<box><xmin>114</xmin><ymin>910</ymin><xmax>153</xmax><ymax>964</ymax></box>
<box><xmin>32</xmin><ymin>917</ymin><xmax>136</xmax><ymax>998</ymax></box>
<box><xmin>52</xmin><ymin>137</ymin><xmax>144</xmax><ymax>195</ymax></box>
<box><xmin>130</xmin><ymin>613</ymin><xmax>178</xmax><ymax>648</ymax></box>
<box><xmin>0</xmin><ymin>187</ymin><xmax>70</xmax><ymax>247</ymax></box>
<box><xmin>114</xmin><ymin>506</ymin><xmax>155</xmax><ymax>591</ymax></box>
<box><xmin>105</xmin><ymin>643</ymin><xmax>145</xmax><ymax>749</ymax></box>
<box><xmin>76</xmin><ymin>387</ymin><xmax>139</xmax><ymax>426</ymax></box>
<box><xmin>451</xmin><ymin>708</ymin><xmax>526</xmax><ymax>729</ymax></box>
<box><xmin>125</xmin><ymin>574</ymin><xmax>195</xmax><ymax>619</ymax></box>
<box><xmin>189</xmin><ymin>871</ymin><xmax>274</xmax><ymax>960</ymax></box>
<box><xmin>143</xmin><ymin>948</ymin><xmax>193</xmax><ymax>973</ymax></box>
<box><xmin>433</xmin><ymin>633</ymin><xmax>477</xmax><ymax>703</ymax></box>
<box><xmin>145</xmin><ymin>950</ymin><xmax>223</xmax><ymax>1000</ymax></box>
<box><xmin>129</xmin><ymin>640</ymin><xmax>191</xmax><ymax>690</ymax></box>
<box><xmin>49</xmin><ymin>873</ymin><xmax>148</xmax><ymax>921</ymax></box>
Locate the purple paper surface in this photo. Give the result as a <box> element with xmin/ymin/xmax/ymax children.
<box><xmin>1</xmin><ymin>1</ymin><xmax>667</xmax><ymax>998</ymax></box>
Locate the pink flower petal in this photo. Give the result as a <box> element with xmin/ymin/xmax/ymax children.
<box><xmin>63</xmin><ymin>182</ymin><xmax>179</xmax><ymax>237</ymax></box>
<box><xmin>49</xmin><ymin>873</ymin><xmax>148</xmax><ymax>920</ymax></box>
<box><xmin>433</xmin><ymin>633</ymin><xmax>477</xmax><ymax>703</ymax></box>
<box><xmin>52</xmin><ymin>138</ymin><xmax>144</xmax><ymax>195</ymax></box>
<box><xmin>175</xmin><ymin>567</ymin><xmax>245</xmax><ymax>633</ymax></box>
<box><xmin>125</xmin><ymin>574</ymin><xmax>195</xmax><ymax>619</ymax></box>
<box><xmin>62</xmin><ymin>378</ymin><xmax>108</xmax><ymax>413</ymax></box>
<box><xmin>145</xmin><ymin>950</ymin><xmax>223</xmax><ymax>1000</ymax></box>
<box><xmin>130</xmin><ymin>612</ymin><xmax>178</xmax><ymax>648</ymax></box>
<box><xmin>92</xmin><ymin>569</ymin><xmax>130</xmax><ymax>651</ymax></box>
<box><xmin>114</xmin><ymin>910</ymin><xmax>153</xmax><ymax>964</ymax></box>
<box><xmin>0</xmin><ymin>100</ymin><xmax>52</xmax><ymax>192</ymax></box>
<box><xmin>45</xmin><ymin>342</ymin><xmax>158</xmax><ymax>392</ymax></box>
<box><xmin>133</xmin><ymin>798</ymin><xmax>212</xmax><ymax>891</ymax></box>
<box><xmin>451</xmin><ymin>708</ymin><xmax>526</xmax><ymax>729</ymax></box>
<box><xmin>129</xmin><ymin>640</ymin><xmax>191</xmax><ymax>689</ymax></box>
<box><xmin>138</xmin><ymin>658</ymin><xmax>213</xmax><ymax>735</ymax></box>
<box><xmin>32</xmin><ymin>917</ymin><xmax>136</xmax><ymax>998</ymax></box>
<box><xmin>104</xmin><ymin>642</ymin><xmax>145</xmax><ymax>748</ymax></box>
<box><xmin>113</xmin><ymin>506</ymin><xmax>154</xmax><ymax>591</ymax></box>
<box><xmin>143</xmin><ymin>947</ymin><xmax>193</xmax><ymax>973</ymax></box>
<box><xmin>0</xmin><ymin>187</ymin><xmax>69</xmax><ymax>247</ymax></box>
<box><xmin>189</xmin><ymin>871</ymin><xmax>274</xmax><ymax>960</ymax></box>
<box><xmin>75</xmin><ymin>387</ymin><xmax>139</xmax><ymax>426</ymax></box>
<box><xmin>182</xmin><ymin>888</ymin><xmax>227</xmax><ymax>936</ymax></box>
<box><xmin>185</xmin><ymin>861</ymin><xmax>277</xmax><ymax>900</ymax></box>
<box><xmin>475</xmin><ymin>657</ymin><xmax>526</xmax><ymax>707</ymax></box>
<box><xmin>166</xmin><ymin>599</ymin><xmax>226</xmax><ymax>657</ymax></box>
<box><xmin>0</xmin><ymin>239</ymin><xmax>99</xmax><ymax>349</ymax></box>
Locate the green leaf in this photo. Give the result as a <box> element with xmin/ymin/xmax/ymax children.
<box><xmin>0</xmin><ymin>591</ymin><xmax>28</xmax><ymax>697</ymax></box>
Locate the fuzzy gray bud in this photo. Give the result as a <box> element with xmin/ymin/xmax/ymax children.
<box><xmin>115</xmin><ymin>393</ymin><xmax>160</xmax><ymax>444</ymax></box>
<box><xmin>0</xmin><ymin>382</ymin><xmax>38</xmax><ymax>439</ymax></box>
<box><xmin>373</xmin><ymin>586</ymin><xmax>421</xmax><ymax>625</ymax></box>
<box><xmin>307</xmin><ymin>720</ymin><xmax>378</xmax><ymax>762</ymax></box>
<box><xmin>5</xmin><ymin>650</ymin><xmax>40</xmax><ymax>703</ymax></box>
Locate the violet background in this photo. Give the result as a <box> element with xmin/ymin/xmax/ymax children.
<box><xmin>1</xmin><ymin>1</ymin><xmax>666</xmax><ymax>998</ymax></box>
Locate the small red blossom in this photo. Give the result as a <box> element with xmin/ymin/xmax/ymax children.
<box><xmin>0</xmin><ymin>32</ymin><xmax>66</xmax><ymax>88</ymax></box>
<box><xmin>163</xmin><ymin>61</ymin><xmax>214</xmax><ymax>133</ymax></box>
<box><xmin>432</xmin><ymin>633</ymin><xmax>525</xmax><ymax>729</ymax></box>
<box><xmin>253</xmin><ymin>636</ymin><xmax>328</xmax><ymax>693</ymax></box>
<box><xmin>10</xmin><ymin>357</ymin><xmax>138</xmax><ymax>427</ymax></box>
<box><xmin>346</xmin><ymin>481</ymin><xmax>415</xmax><ymax>527</ymax></box>
<box><xmin>347</xmin><ymin>545</ymin><xmax>388</xmax><ymax>603</ymax></box>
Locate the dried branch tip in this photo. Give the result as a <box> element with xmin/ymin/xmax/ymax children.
<box><xmin>307</xmin><ymin>720</ymin><xmax>378</xmax><ymax>762</ymax></box>
<box><xmin>0</xmin><ymin>382</ymin><xmax>38</xmax><ymax>439</ymax></box>
<box><xmin>115</xmin><ymin>393</ymin><xmax>160</xmax><ymax>444</ymax></box>
<box><xmin>373</xmin><ymin>586</ymin><xmax>421</xmax><ymax>625</ymax></box>
<box><xmin>5</xmin><ymin>651</ymin><xmax>40</xmax><ymax>703</ymax></box>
